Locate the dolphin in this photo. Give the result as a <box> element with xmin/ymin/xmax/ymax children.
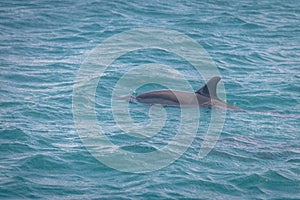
<box><xmin>127</xmin><ymin>76</ymin><xmax>240</xmax><ymax>110</ymax></box>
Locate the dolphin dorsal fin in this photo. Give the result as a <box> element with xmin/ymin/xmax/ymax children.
<box><xmin>196</xmin><ymin>76</ymin><xmax>221</xmax><ymax>98</ymax></box>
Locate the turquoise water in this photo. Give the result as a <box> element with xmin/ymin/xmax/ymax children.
<box><xmin>1</xmin><ymin>0</ymin><xmax>300</xmax><ymax>199</ymax></box>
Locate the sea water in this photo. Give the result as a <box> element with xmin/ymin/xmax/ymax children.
<box><xmin>1</xmin><ymin>0</ymin><xmax>299</xmax><ymax>199</ymax></box>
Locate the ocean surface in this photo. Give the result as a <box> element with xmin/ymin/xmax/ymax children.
<box><xmin>1</xmin><ymin>0</ymin><xmax>300</xmax><ymax>199</ymax></box>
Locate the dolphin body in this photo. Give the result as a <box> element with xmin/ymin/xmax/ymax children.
<box><xmin>128</xmin><ymin>76</ymin><xmax>240</xmax><ymax>110</ymax></box>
